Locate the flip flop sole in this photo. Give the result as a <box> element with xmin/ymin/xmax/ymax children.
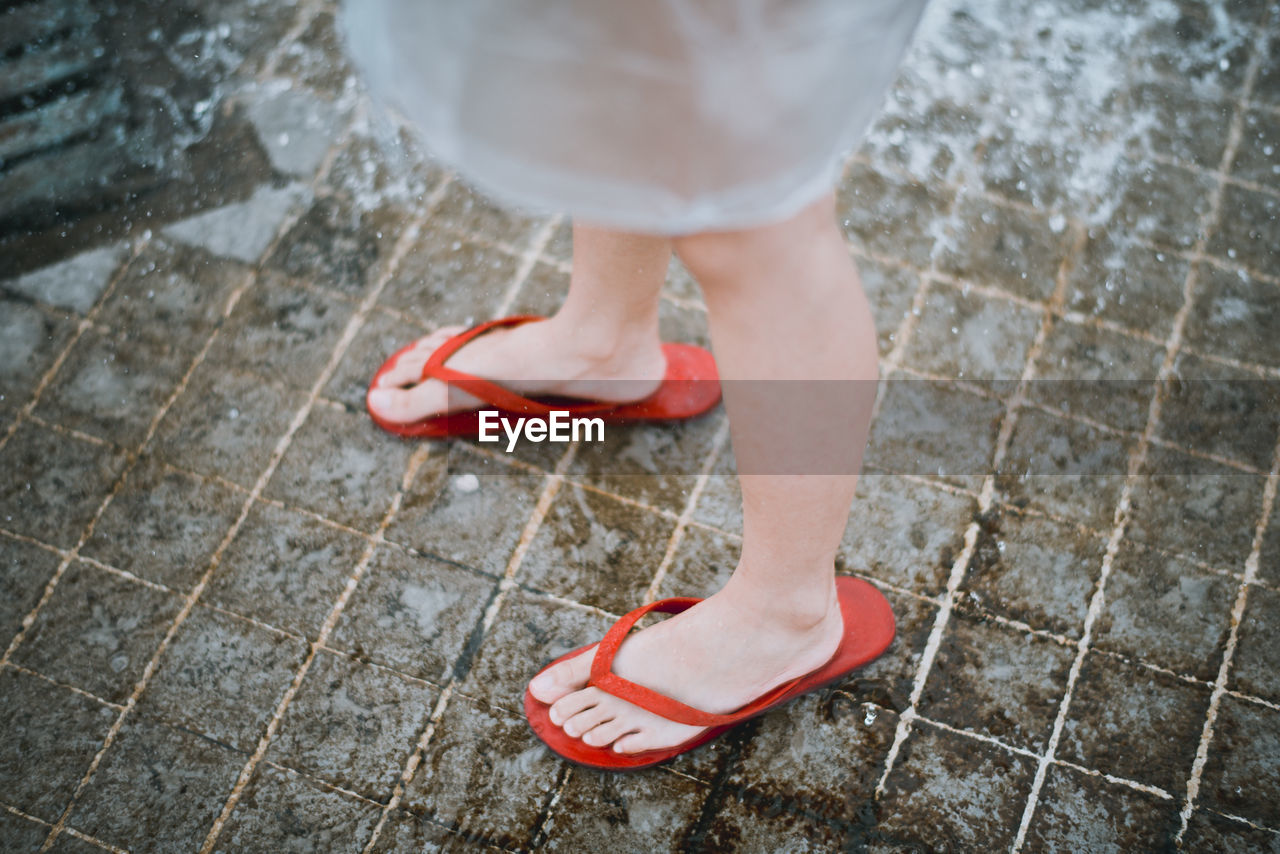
<box><xmin>367</xmin><ymin>340</ymin><xmax>721</xmax><ymax>439</ymax></box>
<box><xmin>524</xmin><ymin>576</ymin><xmax>895</xmax><ymax>770</ymax></box>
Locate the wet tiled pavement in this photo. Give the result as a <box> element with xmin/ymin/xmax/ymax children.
<box><xmin>2</xmin><ymin>0</ymin><xmax>1279</xmax><ymax>851</ymax></box>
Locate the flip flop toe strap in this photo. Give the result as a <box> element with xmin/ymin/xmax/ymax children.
<box><xmin>587</xmin><ymin>599</ymin><xmax>806</xmax><ymax>729</ymax></box>
<box><xmin>420</xmin><ymin>315</ymin><xmax>618</xmax><ymax>417</ymax></box>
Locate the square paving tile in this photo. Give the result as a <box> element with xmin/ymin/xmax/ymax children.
<box><xmin>691</xmin><ymin>463</ymin><xmax>743</xmax><ymax>536</ymax></box>
<box><xmin>727</xmin><ymin>691</ymin><xmax>899</xmax><ymax>823</ymax></box>
<box><xmin>67</xmin><ymin>717</ymin><xmax>245</xmax><ymax>854</ymax></box>
<box><xmin>1230</xmin><ymin>583</ymin><xmax>1280</xmax><ymax>706</ymax></box>
<box><xmin>1063</xmin><ymin>231</ymin><xmax>1191</xmax><ymax>340</ymax></box>
<box><xmin>504</xmin><ymin>258</ymin><xmax>567</xmax><ymax>318</ymax></box>
<box><xmin>839</xmin><ymin>475</ymin><xmax>974</xmax><ymax>597</ymax></box>
<box><xmin>45</xmin><ymin>832</ymin><xmax>109</xmax><ymax>854</ymax></box>
<box><xmin>1127</xmin><ymin>447</ymin><xmax>1266</xmax><ymax>570</ymax></box>
<box><xmin>1211</xmin><ymin>169</ymin><xmax>1280</xmax><ymax>265</ymax></box>
<box><xmin>1181</xmin><ymin>808</ymin><xmax>1280</xmax><ymax>853</ymax></box>
<box><xmin>701</xmin><ymin>793</ymin><xmax>849</xmax><ymax>853</ymax></box>
<box><xmin>865</xmin><ymin>376</ymin><xmax>1004</xmax><ymax>483</ymax></box>
<box><xmin>385</xmin><ymin>448</ymin><xmax>545</xmax><ymax>576</ymax></box>
<box><xmin>2</xmin><ymin>245</ymin><xmax>127</xmax><ymax>315</ymax></box>
<box><xmin>1100</xmin><ymin>161</ymin><xmax>1216</xmax><ymax>250</ymax></box>
<box><xmin>458</xmin><ymin>590</ymin><xmax>611</xmax><ymax>707</ymax></box>
<box><xmin>136</xmin><ymin>607</ymin><xmax>307</xmax><ymax>752</ymax></box>
<box><xmin>518</xmin><ymin>484</ymin><xmax>676</xmax><ymax>614</ymax></box>
<box><xmin>328</xmin><ymin>544</ymin><xmax>496</xmax><ymax>683</ymax></box>
<box><xmin>273</xmin><ymin>9</ymin><xmax>354</xmax><ymax>97</ymax></box>
<box><xmin>323</xmin><ymin>307</ymin><xmax>426</xmax><ymax>411</ymax></box>
<box><xmin>365</xmin><ymin>810</ymin><xmax>461</xmax><ymax>853</ymax></box>
<box><xmin>206</xmin><ymin>274</ymin><xmax>355</xmax><ymax>392</ymax></box>
<box><xmin>377</xmin><ymin>229</ymin><xmax>518</xmax><ymax>319</ymax></box>
<box><xmin>935</xmin><ymin>191</ymin><xmax>1070</xmax><ymax>302</ymax></box>
<box><xmin>0</xmin><ymin>811</ymin><xmax>48</xmax><ymax>852</ymax></box>
<box><xmin>901</xmin><ymin>282</ymin><xmax>1042</xmax><ymax>383</ymax></box>
<box><xmin>95</xmin><ymin>241</ymin><xmax>246</xmax><ymax>355</ymax></box>
<box><xmin>657</xmin><ymin>523</ymin><xmax>739</xmax><ymax>599</ymax></box>
<box><xmin>82</xmin><ymin>457</ymin><xmax>243</xmax><ymax>591</ymax></box>
<box><xmin>1027</xmin><ymin>319</ymin><xmax>1165</xmax><ymax>434</ymax></box>
<box><xmin>541</xmin><ymin>768</ymin><xmax>709</xmax><ymax>853</ymax></box>
<box><xmin>1158</xmin><ymin>352</ymin><xmax>1280</xmax><ymax>471</ymax></box>
<box><xmin>842</xmin><ymin>590</ymin><xmax>940</xmax><ymax>714</ymax></box>
<box><xmin>1198</xmin><ymin>694</ymin><xmax>1280</xmax><ymax>828</ymax></box>
<box><xmin>855</xmin><ymin>256</ymin><xmax>920</xmax><ymax>354</ymax></box>
<box><xmin>34</xmin><ymin>328</ymin><xmax>190</xmax><ymax>447</ymax></box>
<box><xmin>1262</xmin><ymin>496</ymin><xmax>1280</xmax><ymax>588</ymax></box>
<box><xmin>0</xmin><ymin>423</ymin><xmax>128</xmax><ymax>549</ymax></box>
<box><xmin>401</xmin><ymin>694</ymin><xmax>563</xmax><ymax>850</ymax></box>
<box><xmin>265</xmin><ymin>402</ymin><xmax>414</xmax><ymax>531</ymax></box>
<box><xmin>1233</xmin><ymin>107</ymin><xmax>1280</xmax><ymax>189</ymax></box>
<box><xmin>1184</xmin><ymin>261</ymin><xmax>1280</xmax><ymax>370</ymax></box>
<box><xmin>861</xmin><ymin>63</ymin><xmax>986</xmax><ymax>185</ymax></box>
<box><xmin>1093</xmin><ymin>542</ymin><xmax>1235</xmax><ymax>681</ymax></box>
<box><xmin>152</xmin><ymin>363</ymin><xmax>306</xmax><ymax>487</ymax></box>
<box><xmin>837</xmin><ymin>161</ymin><xmax>955</xmax><ymax>269</ymax></box>
<box><xmin>0</xmin><ymin>536</ymin><xmax>61</xmax><ymax>645</ymax></box>
<box><xmin>1058</xmin><ymin>652</ymin><xmax>1211</xmax><ymax>793</ymax></box>
<box><xmin>13</xmin><ymin>562</ymin><xmax>183</xmax><ymax>703</ymax></box>
<box><xmin>212</xmin><ymin>763</ymin><xmax>382</xmax><ymax>854</ymax></box>
<box><xmin>1130</xmin><ymin>0</ymin><xmax>1262</xmax><ymax>92</ymax></box>
<box><xmin>919</xmin><ymin>612</ymin><xmax>1074</xmax><ymax>753</ymax></box>
<box><xmin>997</xmin><ymin>406</ymin><xmax>1132</xmax><ymax>530</ymax></box>
<box><xmin>267</xmin><ymin>650</ymin><xmax>436</xmax><ymax>799</ymax></box>
<box><xmin>0</xmin><ymin>299</ymin><xmax>76</xmax><ymax>418</ymax></box>
<box><xmin>962</xmin><ymin>510</ymin><xmax>1107</xmax><ymax>638</ymax></box>
<box><xmin>564</xmin><ymin>413</ymin><xmax>722</xmax><ymax>514</ymax></box>
<box><xmin>430</xmin><ymin>180</ymin><xmax>545</xmax><ymax>249</ymax></box>
<box><xmin>1023</xmin><ymin>764</ymin><xmax>1179</xmax><ymax>852</ymax></box>
<box><xmin>205</xmin><ymin>500</ymin><xmax>367</xmax><ymax>637</ymax></box>
<box><xmin>875</xmin><ymin>724</ymin><xmax>1035</xmax><ymax>851</ymax></box>
<box><xmin>265</xmin><ymin>192</ymin><xmax>406</xmax><ymax>298</ymax></box>
<box><xmin>1124</xmin><ymin>81</ymin><xmax>1234</xmax><ymax>171</ymax></box>
<box><xmin>0</xmin><ymin>670</ymin><xmax>116</xmax><ymax>822</ymax></box>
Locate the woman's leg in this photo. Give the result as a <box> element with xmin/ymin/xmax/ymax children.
<box><xmin>528</xmin><ymin>193</ymin><xmax>880</xmax><ymax>753</ymax></box>
<box><xmin>367</xmin><ymin>223</ymin><xmax>671</xmax><ymax>422</ymax></box>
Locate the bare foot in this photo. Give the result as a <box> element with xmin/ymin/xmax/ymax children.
<box><xmin>526</xmin><ymin>580</ymin><xmax>844</xmax><ymax>754</ymax></box>
<box><xmin>366</xmin><ymin>317</ymin><xmax>667</xmax><ymax>425</ymax></box>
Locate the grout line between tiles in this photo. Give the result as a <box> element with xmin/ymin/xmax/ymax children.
<box><xmin>875</xmin><ymin>219</ymin><xmax>1087</xmax><ymax>805</ymax></box>
<box><xmin>32</xmin><ymin>124</ymin><xmax>358</xmax><ymax>854</ymax></box>
<box><xmin>360</xmin><ymin>440</ymin><xmax>578</xmax><ymax>854</ymax></box>
<box><xmin>196</xmin><ymin>200</ymin><xmax>439</xmax><ymax>852</ymax></box>
<box><xmin>1175</xmin><ymin>433</ymin><xmax>1280</xmax><ymax>842</ymax></box>
<box><xmin>493</xmin><ymin>216</ymin><xmax>562</xmax><ymax>318</ymax></box>
<box><xmin>0</xmin><ymin>239</ymin><xmax>147</xmax><ymax>456</ymax></box>
<box><xmin>1009</xmin><ymin>24</ymin><xmax>1268</xmax><ymax>848</ymax></box>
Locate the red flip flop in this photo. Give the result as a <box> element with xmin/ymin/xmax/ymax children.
<box><xmin>524</xmin><ymin>576</ymin><xmax>896</xmax><ymax>770</ymax></box>
<box><xmin>366</xmin><ymin>316</ymin><xmax>721</xmax><ymax>439</ymax></box>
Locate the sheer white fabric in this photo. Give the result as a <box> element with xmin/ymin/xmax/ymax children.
<box><xmin>341</xmin><ymin>0</ymin><xmax>928</xmax><ymax>233</ymax></box>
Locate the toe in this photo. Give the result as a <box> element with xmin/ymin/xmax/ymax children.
<box><xmin>612</xmin><ymin>731</ymin><xmax>660</xmax><ymax>755</ymax></box>
<box><xmin>547</xmin><ymin>685</ymin><xmax>606</xmax><ymax>728</ymax></box>
<box><xmin>561</xmin><ymin>701</ymin><xmax>615</xmax><ymax>739</ymax></box>
<box><xmin>528</xmin><ymin>647</ymin><xmax>596</xmax><ymax>705</ymax></box>
<box><xmin>375</xmin><ymin>326</ymin><xmax>466</xmax><ymax>389</ymax></box>
<box><xmin>366</xmin><ymin>383</ymin><xmax>448</xmax><ymax>424</ymax></box>
<box><xmin>581</xmin><ymin>718</ymin><xmax>637</xmax><ymax>748</ymax></box>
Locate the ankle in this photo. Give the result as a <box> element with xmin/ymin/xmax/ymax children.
<box><xmin>717</xmin><ymin>571</ymin><xmax>840</xmax><ymax>634</ymax></box>
<box><xmin>544</xmin><ymin>312</ymin><xmax>663</xmax><ymax>368</ymax></box>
